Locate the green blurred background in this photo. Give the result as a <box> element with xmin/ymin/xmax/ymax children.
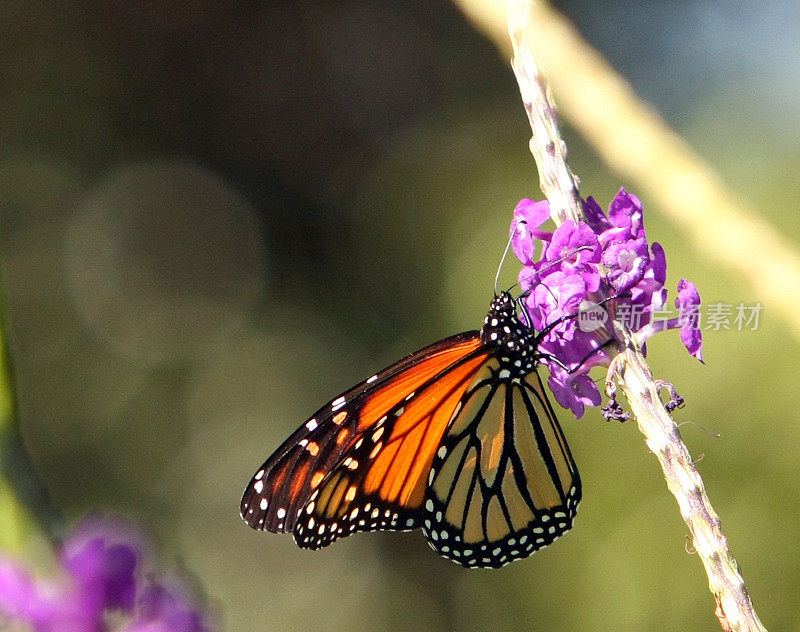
<box><xmin>2</xmin><ymin>1</ymin><xmax>799</xmax><ymax>630</ymax></box>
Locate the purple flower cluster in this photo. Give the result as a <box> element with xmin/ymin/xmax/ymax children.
<box><xmin>510</xmin><ymin>188</ymin><xmax>703</xmax><ymax>418</ymax></box>
<box><xmin>0</xmin><ymin>517</ymin><xmax>209</xmax><ymax>632</ymax></box>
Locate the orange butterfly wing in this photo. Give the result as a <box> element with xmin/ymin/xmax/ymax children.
<box><xmin>293</xmin><ymin>349</ymin><xmax>489</xmax><ymax>548</ymax></box>
<box><xmin>240</xmin><ymin>332</ymin><xmax>486</xmax><ymax>538</ymax></box>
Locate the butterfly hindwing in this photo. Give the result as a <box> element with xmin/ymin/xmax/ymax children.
<box><xmin>240</xmin><ymin>333</ymin><xmax>485</xmax><ymax>534</ymax></box>
<box><xmin>423</xmin><ymin>361</ymin><xmax>581</xmax><ymax>568</ymax></box>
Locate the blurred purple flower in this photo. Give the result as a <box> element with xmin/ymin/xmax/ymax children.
<box><xmin>61</xmin><ymin>518</ymin><xmax>141</xmax><ymax>616</ymax></box>
<box><xmin>124</xmin><ymin>583</ymin><xmax>205</xmax><ymax>632</ymax></box>
<box><xmin>0</xmin><ymin>517</ymin><xmax>211</xmax><ymax>632</ymax></box>
<box><xmin>512</xmin><ymin>187</ymin><xmax>703</xmax><ymax>417</ymax></box>
<box><xmin>0</xmin><ymin>560</ymin><xmax>49</xmax><ymax>627</ymax></box>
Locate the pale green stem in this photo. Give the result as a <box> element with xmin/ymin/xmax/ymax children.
<box><xmin>0</xmin><ymin>255</ymin><xmax>63</xmax><ymax>551</ymax></box>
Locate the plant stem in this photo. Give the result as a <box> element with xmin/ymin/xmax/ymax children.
<box><xmin>508</xmin><ymin>4</ymin><xmax>582</xmax><ymax>224</ymax></box>
<box><xmin>607</xmin><ymin>346</ymin><xmax>765</xmax><ymax>632</ymax></box>
<box><xmin>0</xmin><ymin>257</ymin><xmax>63</xmax><ymax>550</ymax></box>
<box><xmin>506</xmin><ymin>1</ymin><xmax>767</xmax><ymax>630</ymax></box>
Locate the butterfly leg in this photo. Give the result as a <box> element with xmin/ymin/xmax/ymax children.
<box><xmin>535</xmin><ymin>337</ymin><xmax>617</xmax><ymax>374</ymax></box>
<box><xmin>516</xmin><ymin>293</ymin><xmax>625</xmax><ymax>347</ymax></box>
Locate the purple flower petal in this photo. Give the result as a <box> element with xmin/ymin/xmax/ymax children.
<box><xmin>511</xmin><ymin>199</ymin><xmax>552</xmax><ymax>266</ymax></box>
<box><xmin>648</xmin><ymin>242</ymin><xmax>667</xmax><ymax>286</ymax></box>
<box><xmin>0</xmin><ymin>557</ymin><xmax>104</xmax><ymax>632</ymax></box>
<box><xmin>545</xmin><ymin>221</ymin><xmax>601</xmax><ymax>266</ymax></box>
<box><xmin>676</xmin><ymin>279</ymin><xmax>704</xmax><ymax>362</ymax></box>
<box><xmin>629</xmin><ymin>241</ymin><xmax>667</xmax><ymax>307</ymax></box>
<box><xmin>581</xmin><ymin>196</ymin><xmax>611</xmax><ymax>234</ymax></box>
<box><xmin>676</xmin><ymin>278</ymin><xmax>701</xmax><ymax>311</ymax></box>
<box><xmin>547</xmin><ymin>369</ymin><xmax>601</xmax><ymax>419</ymax></box>
<box><xmin>634</xmin><ymin>280</ymin><xmax>703</xmax><ymax>362</ymax></box>
<box><xmin>0</xmin><ymin>518</ymin><xmax>212</xmax><ymax>632</ymax></box>
<box><xmin>66</xmin><ymin>538</ymin><xmax>138</xmax><ymax>613</ymax></box>
<box><xmin>607</xmin><ymin>187</ymin><xmax>645</xmax><ymax>240</ymax></box>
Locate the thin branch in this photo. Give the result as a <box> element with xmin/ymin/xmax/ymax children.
<box><xmin>507</xmin><ymin>3</ymin><xmax>581</xmax><ymax>224</ymax></box>
<box><xmin>607</xmin><ymin>347</ymin><xmax>765</xmax><ymax>632</ymax></box>
<box><xmin>504</xmin><ymin>1</ymin><xmax>767</xmax><ymax>631</ymax></box>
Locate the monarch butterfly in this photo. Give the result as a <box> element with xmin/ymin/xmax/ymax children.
<box><xmin>240</xmin><ymin>291</ymin><xmax>582</xmax><ymax>568</ymax></box>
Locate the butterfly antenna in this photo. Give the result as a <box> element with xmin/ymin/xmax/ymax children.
<box><xmin>495</xmin><ymin>220</ymin><xmax>525</xmax><ymax>296</ymax></box>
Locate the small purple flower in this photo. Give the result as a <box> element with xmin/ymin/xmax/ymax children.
<box><xmin>544</xmin><ymin>221</ymin><xmax>602</xmax><ymax>291</ymax></box>
<box><xmin>0</xmin><ymin>517</ymin><xmax>211</xmax><ymax>632</ymax></box>
<box><xmin>581</xmin><ymin>196</ymin><xmax>611</xmax><ymax>234</ymax></box>
<box><xmin>601</xmin><ymin>237</ymin><xmax>649</xmax><ymax>293</ymax></box>
<box><xmin>606</xmin><ymin>187</ymin><xmax>645</xmax><ymax>241</ymax></box>
<box><xmin>510</xmin><ymin>187</ymin><xmax>703</xmax><ymax>417</ymax></box>
<box><xmin>536</xmin><ymin>329</ymin><xmax>611</xmax><ymax>418</ymax></box>
<box><xmin>511</xmin><ymin>198</ymin><xmax>553</xmax><ymax>266</ymax></box>
<box><xmin>630</xmin><ymin>241</ymin><xmax>667</xmax><ymax>305</ymax></box>
<box><xmin>547</xmin><ymin>368</ymin><xmax>602</xmax><ymax>419</ymax></box>
<box><xmin>522</xmin><ymin>270</ymin><xmax>586</xmax><ymax>339</ymax></box>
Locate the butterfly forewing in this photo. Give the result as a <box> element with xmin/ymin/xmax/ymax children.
<box><xmin>240</xmin><ymin>333</ymin><xmax>484</xmax><ymax>533</ymax></box>
<box><xmin>423</xmin><ymin>364</ymin><xmax>581</xmax><ymax>568</ymax></box>
<box><xmin>292</xmin><ymin>350</ymin><xmax>490</xmax><ymax>548</ymax></box>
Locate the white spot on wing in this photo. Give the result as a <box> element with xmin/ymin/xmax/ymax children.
<box><xmin>332</xmin><ymin>396</ymin><xmax>347</xmax><ymax>411</ymax></box>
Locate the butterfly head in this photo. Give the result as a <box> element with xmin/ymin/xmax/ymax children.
<box><xmin>481</xmin><ymin>292</ymin><xmax>539</xmax><ymax>373</ymax></box>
